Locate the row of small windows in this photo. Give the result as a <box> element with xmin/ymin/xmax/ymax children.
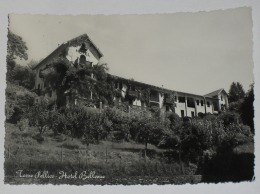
<box><xmin>195</xmin><ymin>100</ymin><xmax>211</xmax><ymax>107</ymax></box>
<box><xmin>178</xmin><ymin>97</ymin><xmax>211</xmax><ymax>107</ymax></box>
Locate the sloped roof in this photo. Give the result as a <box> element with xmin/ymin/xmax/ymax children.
<box><xmin>108</xmin><ymin>73</ymin><xmax>218</xmax><ymax>100</ymax></box>
<box><xmin>204</xmin><ymin>88</ymin><xmax>228</xmax><ymax>97</ymax></box>
<box><xmin>32</xmin><ymin>34</ymin><xmax>103</xmax><ymax>70</ymax></box>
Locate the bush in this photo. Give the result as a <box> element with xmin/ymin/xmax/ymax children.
<box><xmin>5</xmin><ymin>83</ymin><xmax>36</xmax><ymax>123</ymax></box>
<box><xmin>203</xmin><ymin>114</ymin><xmax>217</xmax><ymax>122</ymax></box>
<box><xmin>217</xmin><ymin>111</ymin><xmax>240</xmax><ymax>127</ymax></box>
<box><xmin>12</xmin><ymin>64</ymin><xmax>35</xmax><ymax>90</ymax></box>
<box><xmin>166</xmin><ymin>112</ymin><xmax>182</xmax><ymax>131</ymax></box>
<box><xmin>17</xmin><ymin>118</ymin><xmax>29</xmax><ymax>131</ymax></box>
<box><xmin>26</xmin><ymin>100</ymin><xmax>50</xmax><ymax>135</ymax></box>
<box><xmin>103</xmin><ymin>107</ymin><xmax>130</xmax><ymax>141</ymax></box>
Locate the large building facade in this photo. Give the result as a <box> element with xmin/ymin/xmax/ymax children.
<box><xmin>33</xmin><ymin>34</ymin><xmax>229</xmax><ymax>118</ymax></box>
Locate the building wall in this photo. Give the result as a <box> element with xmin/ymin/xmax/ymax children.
<box><xmin>34</xmin><ymin>45</ymin><xmax>100</xmax><ymax>101</ymax></box>
<box><xmin>175</xmin><ymin>95</ymin><xmax>186</xmax><ymax>118</ymax></box>
<box><xmin>133</xmin><ymin>98</ymin><xmax>142</xmax><ymax>106</ymax></box>
<box><xmin>218</xmin><ymin>92</ymin><xmax>229</xmax><ymax>110</ymax></box>
<box><xmin>121</xmin><ymin>83</ymin><xmax>127</xmax><ymax>98</ymax></box>
<box><xmin>159</xmin><ymin>92</ymin><xmax>164</xmax><ymax>108</ymax></box>
<box><xmin>66</xmin><ymin>46</ymin><xmax>99</xmax><ymax>65</ymax></box>
<box><xmin>195</xmin><ymin>98</ymin><xmax>206</xmax><ymax>115</ymax></box>
<box><xmin>205</xmin><ymin>99</ymin><xmax>214</xmax><ymax>114</ymax></box>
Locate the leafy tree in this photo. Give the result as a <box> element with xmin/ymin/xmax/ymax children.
<box><xmin>26</xmin><ymin>100</ymin><xmax>49</xmax><ymax>135</ymax></box>
<box><xmin>7</xmin><ymin>31</ymin><xmax>28</xmax><ymax>82</ymax></box>
<box><xmin>240</xmin><ymin>84</ymin><xmax>254</xmax><ymax>133</ymax></box>
<box><xmin>228</xmin><ymin>82</ymin><xmax>245</xmax><ymax>103</ymax></box>
<box><xmin>44</xmin><ymin>57</ymin><xmax>109</xmax><ymax>107</ymax></box>
<box><xmin>12</xmin><ymin>64</ymin><xmax>35</xmax><ymax>89</ymax></box>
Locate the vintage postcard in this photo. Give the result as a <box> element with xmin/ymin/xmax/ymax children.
<box><xmin>0</xmin><ymin>0</ymin><xmax>259</xmax><ymax>193</ymax></box>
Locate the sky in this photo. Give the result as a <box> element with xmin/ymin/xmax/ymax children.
<box><xmin>9</xmin><ymin>7</ymin><xmax>254</xmax><ymax>95</ymax></box>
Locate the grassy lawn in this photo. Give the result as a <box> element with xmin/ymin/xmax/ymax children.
<box><xmin>5</xmin><ymin>122</ymin><xmax>198</xmax><ymax>184</ymax></box>
<box><xmin>4</xmin><ymin>122</ymin><xmax>254</xmax><ymax>184</ymax></box>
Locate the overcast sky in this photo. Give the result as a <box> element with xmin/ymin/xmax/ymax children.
<box><xmin>9</xmin><ymin>7</ymin><xmax>253</xmax><ymax>95</ymax></box>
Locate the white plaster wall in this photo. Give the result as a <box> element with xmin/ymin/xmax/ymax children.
<box><xmin>218</xmin><ymin>92</ymin><xmax>229</xmax><ymax>109</ymax></box>
<box><xmin>205</xmin><ymin>100</ymin><xmax>214</xmax><ymax>114</ymax></box>
<box><xmin>133</xmin><ymin>99</ymin><xmax>142</xmax><ymax>106</ymax></box>
<box><xmin>186</xmin><ymin>107</ymin><xmax>196</xmax><ymax>117</ymax></box>
<box><xmin>121</xmin><ymin>83</ymin><xmax>127</xmax><ymax>98</ymax></box>
<box><xmin>66</xmin><ymin>46</ymin><xmax>99</xmax><ymax>65</ymax></box>
<box><xmin>196</xmin><ymin>98</ymin><xmax>206</xmax><ymax>115</ymax></box>
<box><xmin>175</xmin><ymin>100</ymin><xmax>186</xmax><ymax>117</ymax></box>
<box><xmin>159</xmin><ymin>93</ymin><xmax>164</xmax><ymax>108</ymax></box>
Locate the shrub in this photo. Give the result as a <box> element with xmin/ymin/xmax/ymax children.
<box><xmin>217</xmin><ymin>111</ymin><xmax>240</xmax><ymax>127</ymax></box>
<box><xmin>166</xmin><ymin>112</ymin><xmax>182</xmax><ymax>131</ymax></box>
<box><xmin>12</xmin><ymin>64</ymin><xmax>35</xmax><ymax>90</ymax></box>
<box><xmin>203</xmin><ymin>114</ymin><xmax>217</xmax><ymax>122</ymax></box>
<box><xmin>5</xmin><ymin>83</ymin><xmax>36</xmax><ymax>123</ymax></box>
<box><xmin>103</xmin><ymin>107</ymin><xmax>130</xmax><ymax>141</ymax></box>
<box><xmin>26</xmin><ymin>100</ymin><xmax>50</xmax><ymax>135</ymax></box>
<box><xmin>17</xmin><ymin>118</ymin><xmax>29</xmax><ymax>131</ymax></box>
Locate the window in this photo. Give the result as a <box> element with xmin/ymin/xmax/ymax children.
<box><xmin>79</xmin><ymin>55</ymin><xmax>86</xmax><ymax>64</ymax></box>
<box><xmin>201</xmin><ymin>100</ymin><xmax>204</xmax><ymax>106</ymax></box>
<box><xmin>213</xmin><ymin>101</ymin><xmax>218</xmax><ymax>111</ymax></box>
<box><xmin>207</xmin><ymin>101</ymin><xmax>210</xmax><ymax>107</ymax></box>
<box><xmin>221</xmin><ymin>95</ymin><xmax>223</xmax><ymax>101</ymax></box>
<box><xmin>191</xmin><ymin>111</ymin><xmax>195</xmax><ymax>118</ymax></box>
<box><xmin>178</xmin><ymin>96</ymin><xmax>185</xmax><ymax>103</ymax></box>
<box><xmin>196</xmin><ymin>100</ymin><xmax>200</xmax><ymax>106</ymax></box>
<box><xmin>181</xmin><ymin>110</ymin><xmax>185</xmax><ymax>118</ymax></box>
<box><xmin>187</xmin><ymin>97</ymin><xmax>195</xmax><ymax>108</ymax></box>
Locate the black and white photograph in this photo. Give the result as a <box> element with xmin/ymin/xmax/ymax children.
<box><xmin>1</xmin><ymin>1</ymin><xmax>258</xmax><ymax>191</ymax></box>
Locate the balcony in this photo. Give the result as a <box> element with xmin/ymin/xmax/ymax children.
<box><xmin>150</xmin><ymin>91</ymin><xmax>159</xmax><ymax>103</ymax></box>
<box><xmin>128</xmin><ymin>90</ymin><xmax>138</xmax><ymax>98</ymax></box>
<box><xmin>164</xmin><ymin>97</ymin><xmax>174</xmax><ymax>104</ymax></box>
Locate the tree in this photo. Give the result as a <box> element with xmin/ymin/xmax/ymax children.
<box><xmin>26</xmin><ymin>100</ymin><xmax>49</xmax><ymax>135</ymax></box>
<box><xmin>228</xmin><ymin>82</ymin><xmax>245</xmax><ymax>103</ymax></box>
<box><xmin>44</xmin><ymin>57</ymin><xmax>109</xmax><ymax>107</ymax></box>
<box><xmin>12</xmin><ymin>64</ymin><xmax>35</xmax><ymax>90</ymax></box>
<box><xmin>240</xmin><ymin>84</ymin><xmax>254</xmax><ymax>133</ymax></box>
<box><xmin>7</xmin><ymin>31</ymin><xmax>28</xmax><ymax>82</ymax></box>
